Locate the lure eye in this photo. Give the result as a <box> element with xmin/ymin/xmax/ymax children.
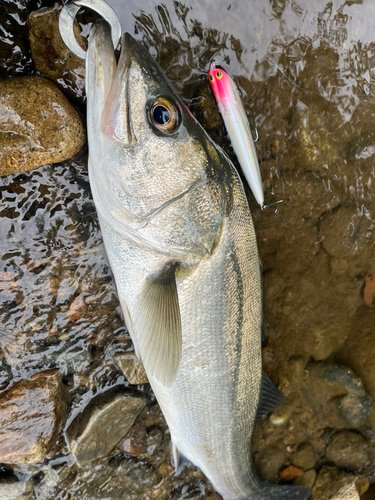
<box><xmin>149</xmin><ymin>97</ymin><xmax>180</xmax><ymax>134</ymax></box>
<box><xmin>216</xmin><ymin>71</ymin><xmax>223</xmax><ymax>80</ymax></box>
<box><xmin>209</xmin><ymin>74</ymin><xmax>214</xmax><ymax>82</ymax></box>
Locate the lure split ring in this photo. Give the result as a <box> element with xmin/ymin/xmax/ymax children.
<box><xmin>59</xmin><ymin>0</ymin><xmax>121</xmax><ymax>60</ymax></box>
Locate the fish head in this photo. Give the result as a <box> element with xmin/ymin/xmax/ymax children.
<box><xmin>86</xmin><ymin>21</ymin><xmax>228</xmax><ymax>258</ymax></box>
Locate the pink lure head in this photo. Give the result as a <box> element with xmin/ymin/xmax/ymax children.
<box><xmin>208</xmin><ymin>64</ymin><xmax>232</xmax><ymax>101</ymax></box>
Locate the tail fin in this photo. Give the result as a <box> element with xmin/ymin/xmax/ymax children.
<box><xmin>248</xmin><ymin>484</ymin><xmax>311</xmax><ymax>500</ymax></box>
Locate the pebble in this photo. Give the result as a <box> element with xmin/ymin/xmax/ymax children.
<box><xmin>254</xmin><ymin>445</ymin><xmax>286</xmax><ymax>483</ymax></box>
<box><xmin>113</xmin><ymin>352</ymin><xmax>149</xmax><ymax>385</ymax></box>
<box><xmin>326</xmin><ymin>431</ymin><xmax>368</xmax><ymax>470</ymax></box>
<box><xmin>0</xmin><ymin>370</ymin><xmax>66</xmax><ymax>464</ymax></box>
<box><xmin>67</xmin><ymin>296</ymin><xmax>87</xmax><ymax>322</ymax></box>
<box><xmin>0</xmin><ymin>77</ymin><xmax>85</xmax><ymax>176</ymax></box>
<box><xmin>116</xmin><ymin>419</ymin><xmax>147</xmax><ymax>456</ymax></box>
<box><xmin>302</xmin><ymin>362</ymin><xmax>372</xmax><ymax>429</ymax></box>
<box><xmin>67</xmin><ymin>388</ymin><xmax>146</xmax><ymax>465</ymax></box>
<box><xmin>28</xmin><ymin>3</ymin><xmax>86</xmax><ymax>103</ymax></box>
<box><xmin>146</xmin><ymin>427</ymin><xmax>164</xmax><ymax>456</ymax></box>
<box><xmin>279</xmin><ymin>465</ymin><xmax>303</xmax><ymax>481</ymax></box>
<box><xmin>289</xmin><ymin>442</ymin><xmax>318</xmax><ymax>470</ymax></box>
<box><xmin>312</xmin><ymin>466</ymin><xmax>368</xmax><ymax>500</ymax></box>
<box><xmin>293</xmin><ymin>469</ymin><xmax>316</xmax><ymax>489</ymax></box>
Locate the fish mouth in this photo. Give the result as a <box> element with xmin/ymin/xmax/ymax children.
<box><xmin>101</xmin><ymin>32</ymin><xmax>137</xmax><ymax>146</ymax></box>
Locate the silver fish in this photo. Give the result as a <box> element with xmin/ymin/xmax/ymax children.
<box><xmin>86</xmin><ymin>20</ymin><xmax>311</xmax><ymax>500</ymax></box>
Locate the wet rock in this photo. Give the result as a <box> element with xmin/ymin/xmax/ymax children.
<box><xmin>147</xmin><ymin>427</ymin><xmax>164</xmax><ymax>456</ymax></box>
<box><xmin>0</xmin><ymin>77</ymin><xmax>85</xmax><ymax>176</ymax></box>
<box><xmin>289</xmin><ymin>442</ymin><xmax>318</xmax><ymax>470</ymax></box>
<box><xmin>326</xmin><ymin>431</ymin><xmax>368</xmax><ymax>470</ymax></box>
<box><xmin>67</xmin><ymin>296</ymin><xmax>86</xmax><ymax>322</ymax></box>
<box><xmin>0</xmin><ymin>476</ymin><xmax>34</xmax><ymax>500</ymax></box>
<box><xmin>302</xmin><ymin>362</ymin><xmax>372</xmax><ymax>429</ymax></box>
<box><xmin>254</xmin><ymin>445</ymin><xmax>286</xmax><ymax>483</ymax></box>
<box><xmin>57</xmin><ymin>346</ymin><xmax>92</xmax><ymax>376</ymax></box>
<box><xmin>113</xmin><ymin>352</ymin><xmax>148</xmax><ymax>385</ymax></box>
<box><xmin>0</xmin><ymin>370</ymin><xmax>66</xmax><ymax>464</ymax></box>
<box><xmin>67</xmin><ymin>388</ymin><xmax>146</xmax><ymax>464</ymax></box>
<box><xmin>311</xmin><ymin>466</ymin><xmax>368</xmax><ymax>500</ymax></box>
<box><xmin>117</xmin><ymin>419</ymin><xmax>147</xmax><ymax>456</ymax></box>
<box><xmin>293</xmin><ymin>469</ymin><xmax>317</xmax><ymax>489</ymax></box>
<box><xmin>269</xmin><ymin>400</ymin><xmax>297</xmax><ymax>426</ymax></box>
<box><xmin>28</xmin><ymin>4</ymin><xmax>86</xmax><ymax>103</ymax></box>
<box><xmin>279</xmin><ymin>465</ymin><xmax>303</xmax><ymax>481</ymax></box>
<box><xmin>336</xmin><ymin>306</ymin><xmax>375</xmax><ymax>403</ymax></box>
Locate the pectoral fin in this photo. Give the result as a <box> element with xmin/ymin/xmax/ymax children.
<box><xmin>134</xmin><ymin>264</ymin><xmax>182</xmax><ymax>387</ymax></box>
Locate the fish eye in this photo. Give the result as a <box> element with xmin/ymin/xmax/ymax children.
<box><xmin>149</xmin><ymin>97</ymin><xmax>180</xmax><ymax>134</ymax></box>
<box><xmin>216</xmin><ymin>71</ymin><xmax>223</xmax><ymax>80</ymax></box>
<box><xmin>209</xmin><ymin>74</ymin><xmax>214</xmax><ymax>82</ymax></box>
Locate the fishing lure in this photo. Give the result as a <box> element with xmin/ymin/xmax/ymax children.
<box><xmin>208</xmin><ymin>64</ymin><xmax>264</xmax><ymax>207</ymax></box>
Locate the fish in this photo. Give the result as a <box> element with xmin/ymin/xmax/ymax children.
<box><xmin>208</xmin><ymin>64</ymin><xmax>264</xmax><ymax>208</ymax></box>
<box><xmin>85</xmin><ymin>19</ymin><xmax>311</xmax><ymax>500</ymax></box>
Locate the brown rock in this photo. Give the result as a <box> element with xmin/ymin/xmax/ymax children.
<box><xmin>67</xmin><ymin>388</ymin><xmax>146</xmax><ymax>464</ymax></box>
<box><xmin>279</xmin><ymin>465</ymin><xmax>303</xmax><ymax>481</ymax></box>
<box><xmin>117</xmin><ymin>419</ymin><xmax>147</xmax><ymax>456</ymax></box>
<box><xmin>326</xmin><ymin>431</ymin><xmax>368</xmax><ymax>470</ymax></box>
<box><xmin>364</xmin><ymin>274</ymin><xmax>375</xmax><ymax>308</ymax></box>
<box><xmin>113</xmin><ymin>352</ymin><xmax>148</xmax><ymax>385</ymax></box>
<box><xmin>289</xmin><ymin>442</ymin><xmax>318</xmax><ymax>470</ymax></box>
<box><xmin>0</xmin><ymin>370</ymin><xmax>66</xmax><ymax>464</ymax></box>
<box><xmin>0</xmin><ymin>77</ymin><xmax>85</xmax><ymax>176</ymax></box>
<box><xmin>312</xmin><ymin>466</ymin><xmax>368</xmax><ymax>500</ymax></box>
<box><xmin>67</xmin><ymin>296</ymin><xmax>86</xmax><ymax>322</ymax></box>
<box><xmin>28</xmin><ymin>3</ymin><xmax>86</xmax><ymax>103</ymax></box>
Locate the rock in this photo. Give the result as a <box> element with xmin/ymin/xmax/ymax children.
<box><xmin>254</xmin><ymin>445</ymin><xmax>286</xmax><ymax>483</ymax></box>
<box><xmin>146</xmin><ymin>427</ymin><xmax>163</xmax><ymax>456</ymax></box>
<box><xmin>269</xmin><ymin>400</ymin><xmax>297</xmax><ymax>426</ymax></box>
<box><xmin>279</xmin><ymin>465</ymin><xmax>303</xmax><ymax>481</ymax></box>
<box><xmin>57</xmin><ymin>346</ymin><xmax>92</xmax><ymax>376</ymax></box>
<box><xmin>326</xmin><ymin>431</ymin><xmax>368</xmax><ymax>470</ymax></box>
<box><xmin>293</xmin><ymin>469</ymin><xmax>317</xmax><ymax>489</ymax></box>
<box><xmin>335</xmin><ymin>306</ymin><xmax>375</xmax><ymax>403</ymax></box>
<box><xmin>289</xmin><ymin>442</ymin><xmax>318</xmax><ymax>470</ymax></box>
<box><xmin>0</xmin><ymin>77</ymin><xmax>85</xmax><ymax>176</ymax></box>
<box><xmin>312</xmin><ymin>466</ymin><xmax>368</xmax><ymax>500</ymax></box>
<box><xmin>67</xmin><ymin>297</ymin><xmax>86</xmax><ymax>322</ymax></box>
<box><xmin>28</xmin><ymin>4</ymin><xmax>86</xmax><ymax>103</ymax></box>
<box><xmin>0</xmin><ymin>370</ymin><xmax>66</xmax><ymax>464</ymax></box>
<box><xmin>113</xmin><ymin>352</ymin><xmax>148</xmax><ymax>385</ymax></box>
<box><xmin>363</xmin><ymin>274</ymin><xmax>375</xmax><ymax>308</ymax></box>
<box><xmin>302</xmin><ymin>362</ymin><xmax>372</xmax><ymax>429</ymax></box>
<box><xmin>117</xmin><ymin>419</ymin><xmax>147</xmax><ymax>456</ymax></box>
<box><xmin>67</xmin><ymin>388</ymin><xmax>146</xmax><ymax>464</ymax></box>
<box><xmin>0</xmin><ymin>476</ymin><xmax>34</xmax><ymax>500</ymax></box>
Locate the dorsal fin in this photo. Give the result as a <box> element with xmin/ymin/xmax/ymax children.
<box><xmin>256</xmin><ymin>372</ymin><xmax>286</xmax><ymax>421</ymax></box>
<box><xmin>133</xmin><ymin>264</ymin><xmax>182</xmax><ymax>387</ymax></box>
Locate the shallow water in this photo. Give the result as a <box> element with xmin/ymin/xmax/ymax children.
<box><xmin>1</xmin><ymin>0</ymin><xmax>375</xmax><ymax>498</ymax></box>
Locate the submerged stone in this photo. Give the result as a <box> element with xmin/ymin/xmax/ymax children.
<box><xmin>302</xmin><ymin>362</ymin><xmax>372</xmax><ymax>429</ymax></box>
<box><xmin>312</xmin><ymin>466</ymin><xmax>368</xmax><ymax>500</ymax></box>
<box><xmin>67</xmin><ymin>388</ymin><xmax>146</xmax><ymax>465</ymax></box>
<box><xmin>0</xmin><ymin>370</ymin><xmax>66</xmax><ymax>464</ymax></box>
<box><xmin>289</xmin><ymin>442</ymin><xmax>318</xmax><ymax>470</ymax></box>
<box><xmin>253</xmin><ymin>445</ymin><xmax>286</xmax><ymax>483</ymax></box>
<box><xmin>326</xmin><ymin>431</ymin><xmax>368</xmax><ymax>470</ymax></box>
<box><xmin>28</xmin><ymin>3</ymin><xmax>86</xmax><ymax>103</ymax></box>
<box><xmin>0</xmin><ymin>77</ymin><xmax>85</xmax><ymax>176</ymax></box>
<box><xmin>113</xmin><ymin>352</ymin><xmax>148</xmax><ymax>385</ymax></box>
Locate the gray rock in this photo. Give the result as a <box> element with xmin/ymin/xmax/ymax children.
<box><xmin>293</xmin><ymin>469</ymin><xmax>316</xmax><ymax>489</ymax></box>
<box><xmin>67</xmin><ymin>388</ymin><xmax>146</xmax><ymax>465</ymax></box>
<box><xmin>312</xmin><ymin>466</ymin><xmax>368</xmax><ymax>500</ymax></box>
<box><xmin>290</xmin><ymin>442</ymin><xmax>318</xmax><ymax>470</ymax></box>
<box><xmin>0</xmin><ymin>476</ymin><xmax>34</xmax><ymax>500</ymax></box>
<box><xmin>326</xmin><ymin>431</ymin><xmax>368</xmax><ymax>470</ymax></box>
<box><xmin>302</xmin><ymin>362</ymin><xmax>372</xmax><ymax>429</ymax></box>
<box><xmin>113</xmin><ymin>353</ymin><xmax>148</xmax><ymax>385</ymax></box>
<box><xmin>254</xmin><ymin>445</ymin><xmax>286</xmax><ymax>483</ymax></box>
